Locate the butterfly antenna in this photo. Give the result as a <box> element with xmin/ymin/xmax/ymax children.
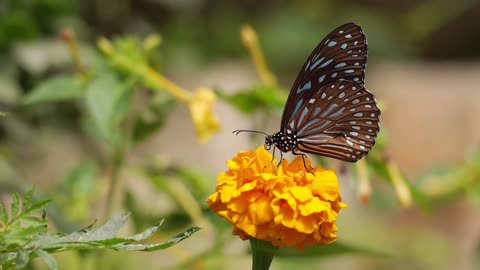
<box><xmin>232</xmin><ymin>129</ymin><xmax>269</xmax><ymax>136</ymax></box>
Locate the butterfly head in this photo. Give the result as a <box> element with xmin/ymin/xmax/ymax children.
<box><xmin>264</xmin><ymin>135</ymin><xmax>274</xmax><ymax>150</ymax></box>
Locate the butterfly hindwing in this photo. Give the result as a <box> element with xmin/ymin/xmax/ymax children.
<box><xmin>289</xmin><ymin>81</ymin><xmax>380</xmax><ymax>162</ymax></box>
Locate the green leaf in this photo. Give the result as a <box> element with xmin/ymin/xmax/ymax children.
<box><xmin>79</xmin><ymin>213</ymin><xmax>129</xmax><ymax>240</ymax></box>
<box><xmin>132</xmin><ymin>95</ymin><xmax>176</xmax><ymax>143</ymax></box>
<box><xmin>30</xmin><ymin>214</ymin><xmax>199</xmax><ymax>252</ymax></box>
<box><xmin>23</xmin><ymin>75</ymin><xmax>84</xmax><ymax>105</ymax></box>
<box><xmin>23</xmin><ymin>189</ymin><xmax>35</xmax><ymax>211</ymax></box>
<box><xmin>62</xmin><ymin>161</ymin><xmax>98</xmax><ymax>192</ymax></box>
<box><xmin>10</xmin><ymin>192</ymin><xmax>20</xmax><ymax>219</ymax></box>
<box><xmin>19</xmin><ymin>216</ymin><xmax>47</xmax><ymax>227</ymax></box>
<box><xmin>58</xmin><ymin>161</ymin><xmax>99</xmax><ymax>220</ymax></box>
<box><xmin>50</xmin><ymin>213</ymin><xmax>129</xmax><ymax>244</ymax></box>
<box><xmin>0</xmin><ymin>203</ymin><xmax>8</xmax><ymax>226</ymax></box>
<box><xmin>3</xmin><ymin>212</ymin><xmax>200</xmax><ymax>268</ymax></box>
<box><xmin>127</xmin><ymin>220</ymin><xmax>163</xmax><ymax>241</ymax></box>
<box><xmin>215</xmin><ymin>85</ymin><xmax>287</xmax><ymax>114</ymax></box>
<box><xmin>24</xmin><ymin>199</ymin><xmax>51</xmax><ymax>216</ymax></box>
<box><xmin>114</xmin><ymin>226</ymin><xmax>201</xmax><ymax>251</ymax></box>
<box><xmin>15</xmin><ymin>250</ymin><xmax>29</xmax><ymax>268</ymax></box>
<box><xmin>85</xmin><ymin>73</ymin><xmax>133</xmax><ymax>142</ymax></box>
<box><xmin>35</xmin><ymin>249</ymin><xmax>58</xmax><ymax>270</ymax></box>
<box><xmin>0</xmin><ymin>252</ymin><xmax>15</xmax><ymax>265</ymax></box>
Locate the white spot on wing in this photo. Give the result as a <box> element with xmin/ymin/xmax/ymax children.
<box><xmin>320</xmin><ymin>104</ymin><xmax>339</xmax><ymax>117</ymax></box>
<box><xmin>318</xmin><ymin>74</ymin><xmax>326</xmax><ymax>83</ymax></box>
<box><xmin>327</xmin><ymin>41</ymin><xmax>337</xmax><ymax>47</ymax></box>
<box><xmin>310</xmin><ymin>57</ymin><xmax>326</xmax><ymax>70</ymax></box>
<box><xmin>330</xmin><ymin>107</ymin><xmax>346</xmax><ymax>118</ymax></box>
<box><xmin>319</xmin><ymin>58</ymin><xmax>334</xmax><ymax>68</ymax></box>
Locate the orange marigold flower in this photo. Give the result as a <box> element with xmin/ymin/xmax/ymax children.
<box><xmin>207</xmin><ymin>147</ymin><xmax>347</xmax><ymax>250</ymax></box>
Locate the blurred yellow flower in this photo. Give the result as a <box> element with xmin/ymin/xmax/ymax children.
<box><xmin>188</xmin><ymin>88</ymin><xmax>221</xmax><ymax>143</ymax></box>
<box><xmin>208</xmin><ymin>147</ymin><xmax>347</xmax><ymax>250</ymax></box>
<box><xmin>97</xmin><ymin>36</ymin><xmax>221</xmax><ymax>144</ymax></box>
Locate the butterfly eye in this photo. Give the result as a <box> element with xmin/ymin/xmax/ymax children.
<box><xmin>264</xmin><ymin>138</ymin><xmax>273</xmax><ymax>150</ymax></box>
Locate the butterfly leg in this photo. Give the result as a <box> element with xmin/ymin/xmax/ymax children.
<box><xmin>276</xmin><ymin>150</ymin><xmax>283</xmax><ymax>167</ymax></box>
<box><xmin>292</xmin><ymin>150</ymin><xmax>314</xmax><ymax>173</ymax></box>
<box><xmin>271</xmin><ymin>146</ymin><xmax>276</xmax><ymax>163</ymax></box>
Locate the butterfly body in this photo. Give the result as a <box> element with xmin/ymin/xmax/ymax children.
<box><xmin>265</xmin><ymin>131</ymin><xmax>298</xmax><ymax>153</ymax></box>
<box><xmin>235</xmin><ymin>23</ymin><xmax>381</xmax><ymax>163</ymax></box>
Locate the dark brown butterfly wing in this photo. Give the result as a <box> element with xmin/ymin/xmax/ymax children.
<box><xmin>289</xmin><ymin>81</ymin><xmax>380</xmax><ymax>162</ymax></box>
<box><xmin>280</xmin><ymin>23</ymin><xmax>368</xmax><ymax>132</ymax></box>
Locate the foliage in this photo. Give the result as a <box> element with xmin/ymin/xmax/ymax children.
<box><xmin>0</xmin><ymin>190</ymin><xmax>200</xmax><ymax>270</ymax></box>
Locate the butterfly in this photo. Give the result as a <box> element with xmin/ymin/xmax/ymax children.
<box><xmin>234</xmin><ymin>23</ymin><xmax>381</xmax><ymax>163</ymax></box>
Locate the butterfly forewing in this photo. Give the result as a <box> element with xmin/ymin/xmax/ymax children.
<box><xmin>280</xmin><ymin>23</ymin><xmax>368</xmax><ymax>130</ymax></box>
<box><xmin>292</xmin><ymin>81</ymin><xmax>380</xmax><ymax>162</ymax></box>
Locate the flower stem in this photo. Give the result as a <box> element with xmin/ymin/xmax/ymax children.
<box><xmin>60</xmin><ymin>29</ymin><xmax>86</xmax><ymax>76</ymax></box>
<box><xmin>386</xmin><ymin>160</ymin><xmax>413</xmax><ymax>208</ymax></box>
<box><xmin>250</xmin><ymin>238</ymin><xmax>278</xmax><ymax>270</ymax></box>
<box><xmin>97</xmin><ymin>37</ymin><xmax>192</xmax><ymax>103</ymax></box>
<box><xmin>104</xmin><ymin>148</ymin><xmax>125</xmax><ymax>217</ymax></box>
<box><xmin>241</xmin><ymin>25</ymin><xmax>277</xmax><ymax>87</ymax></box>
<box><xmin>143</xmin><ymin>67</ymin><xmax>191</xmax><ymax>102</ymax></box>
<box><xmin>356</xmin><ymin>158</ymin><xmax>371</xmax><ymax>203</ymax></box>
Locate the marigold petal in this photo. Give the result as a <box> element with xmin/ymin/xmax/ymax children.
<box><xmin>248</xmin><ymin>195</ymin><xmax>274</xmax><ymax>225</ymax></box>
<box><xmin>299</xmin><ymin>197</ymin><xmax>331</xmax><ymax>216</ymax></box>
<box><xmin>208</xmin><ymin>146</ymin><xmax>348</xmax><ymax>250</ymax></box>
<box><xmin>290</xmin><ymin>186</ymin><xmax>312</xmax><ymax>203</ymax></box>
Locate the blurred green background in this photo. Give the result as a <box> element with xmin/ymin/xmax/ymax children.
<box><xmin>1</xmin><ymin>0</ymin><xmax>480</xmax><ymax>269</ymax></box>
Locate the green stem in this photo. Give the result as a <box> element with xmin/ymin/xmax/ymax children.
<box><xmin>104</xmin><ymin>147</ymin><xmax>124</xmax><ymax>217</ymax></box>
<box><xmin>250</xmin><ymin>238</ymin><xmax>278</xmax><ymax>270</ymax></box>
